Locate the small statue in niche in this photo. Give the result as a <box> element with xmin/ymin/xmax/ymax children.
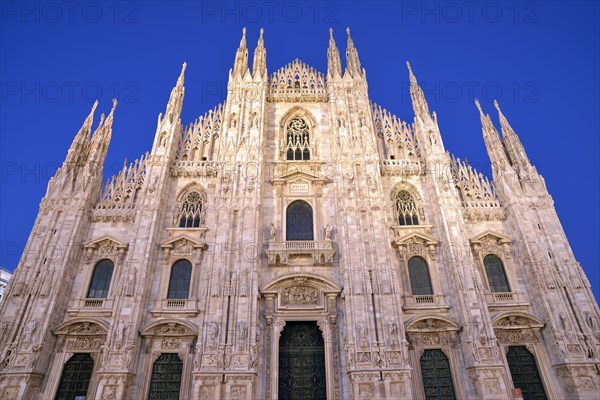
<box><xmin>324</xmin><ymin>224</ymin><xmax>332</xmax><ymax>240</ymax></box>
<box><xmin>268</xmin><ymin>223</ymin><xmax>276</xmax><ymax>240</ymax></box>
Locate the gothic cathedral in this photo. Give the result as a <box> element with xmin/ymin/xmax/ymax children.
<box><xmin>0</xmin><ymin>28</ymin><xmax>598</xmax><ymax>400</ymax></box>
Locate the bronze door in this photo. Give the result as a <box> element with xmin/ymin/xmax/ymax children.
<box><xmin>279</xmin><ymin>321</ymin><xmax>326</xmax><ymax>400</ymax></box>
<box><xmin>507</xmin><ymin>346</ymin><xmax>547</xmax><ymax>400</ymax></box>
<box><xmin>420</xmin><ymin>349</ymin><xmax>457</xmax><ymax>400</ymax></box>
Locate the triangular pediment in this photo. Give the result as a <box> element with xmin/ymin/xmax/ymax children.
<box><xmin>393</xmin><ymin>232</ymin><xmax>438</xmax><ymax>247</ymax></box>
<box><xmin>272</xmin><ymin>168</ymin><xmax>325</xmax><ymax>184</ymax></box>
<box><xmin>83</xmin><ymin>236</ymin><xmax>128</xmax><ymax>250</ymax></box>
<box><xmin>161</xmin><ymin>234</ymin><xmax>206</xmax><ymax>250</ymax></box>
<box><xmin>469</xmin><ymin>230</ymin><xmax>511</xmax><ymax>245</ymax></box>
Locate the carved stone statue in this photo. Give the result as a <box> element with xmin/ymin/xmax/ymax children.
<box><xmin>324</xmin><ymin>224</ymin><xmax>332</xmax><ymax>240</ymax></box>
<box><xmin>268</xmin><ymin>223</ymin><xmax>276</xmax><ymax>240</ymax></box>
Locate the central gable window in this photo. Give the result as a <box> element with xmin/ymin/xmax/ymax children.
<box><xmin>177</xmin><ymin>191</ymin><xmax>203</xmax><ymax>228</ymax></box>
<box><xmin>286</xmin><ymin>117</ymin><xmax>311</xmax><ymax>161</ymax></box>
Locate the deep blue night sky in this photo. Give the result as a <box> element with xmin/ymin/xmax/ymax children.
<box><xmin>1</xmin><ymin>1</ymin><xmax>598</xmax><ymax>299</ymax></box>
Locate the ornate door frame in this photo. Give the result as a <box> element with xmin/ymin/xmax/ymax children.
<box><xmin>260</xmin><ymin>273</ymin><xmax>342</xmax><ymax>400</ymax></box>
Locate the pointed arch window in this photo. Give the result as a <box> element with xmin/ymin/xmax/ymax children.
<box><xmin>54</xmin><ymin>353</ymin><xmax>94</xmax><ymax>400</ymax></box>
<box><xmin>87</xmin><ymin>259</ymin><xmax>114</xmax><ymax>299</ymax></box>
<box><xmin>408</xmin><ymin>256</ymin><xmax>433</xmax><ymax>295</ymax></box>
<box><xmin>420</xmin><ymin>349</ymin><xmax>456</xmax><ymax>400</ymax></box>
<box><xmin>286</xmin><ymin>200</ymin><xmax>314</xmax><ymax>240</ymax></box>
<box><xmin>148</xmin><ymin>353</ymin><xmax>183</xmax><ymax>400</ymax></box>
<box><xmin>177</xmin><ymin>191</ymin><xmax>203</xmax><ymax>228</ymax></box>
<box><xmin>395</xmin><ymin>190</ymin><xmax>419</xmax><ymax>225</ymax></box>
<box><xmin>483</xmin><ymin>254</ymin><xmax>510</xmax><ymax>293</ymax></box>
<box><xmin>286</xmin><ymin>117</ymin><xmax>311</xmax><ymax>160</ymax></box>
<box><xmin>167</xmin><ymin>259</ymin><xmax>192</xmax><ymax>299</ymax></box>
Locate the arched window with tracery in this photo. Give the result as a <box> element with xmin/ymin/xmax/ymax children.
<box><xmin>395</xmin><ymin>190</ymin><xmax>419</xmax><ymax>226</ymax></box>
<box><xmin>483</xmin><ymin>254</ymin><xmax>510</xmax><ymax>293</ymax></box>
<box><xmin>285</xmin><ymin>117</ymin><xmax>311</xmax><ymax>160</ymax></box>
<box><xmin>408</xmin><ymin>256</ymin><xmax>433</xmax><ymax>295</ymax></box>
<box><xmin>177</xmin><ymin>191</ymin><xmax>203</xmax><ymax>228</ymax></box>
<box><xmin>87</xmin><ymin>259</ymin><xmax>114</xmax><ymax>299</ymax></box>
<box><xmin>167</xmin><ymin>259</ymin><xmax>192</xmax><ymax>299</ymax></box>
<box><xmin>286</xmin><ymin>200</ymin><xmax>314</xmax><ymax>240</ymax></box>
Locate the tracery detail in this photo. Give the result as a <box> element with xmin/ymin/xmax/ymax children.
<box><xmin>285</xmin><ymin>118</ymin><xmax>311</xmax><ymax>160</ymax></box>
<box><xmin>395</xmin><ymin>190</ymin><xmax>420</xmax><ymax>226</ymax></box>
<box><xmin>175</xmin><ymin>191</ymin><xmax>203</xmax><ymax>228</ymax></box>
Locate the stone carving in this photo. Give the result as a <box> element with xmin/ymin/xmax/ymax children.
<box><xmin>357</xmin><ymin>323</ymin><xmax>367</xmax><ymax>348</ymax></box>
<box><xmin>388</xmin><ymin>323</ymin><xmax>399</xmax><ymax>348</ymax></box>
<box><xmin>230</xmin><ymin>385</ymin><xmax>246</xmax><ymax>400</ymax></box>
<box><xmin>206</xmin><ymin>323</ymin><xmax>219</xmax><ymax>350</ymax></box>
<box><xmin>155</xmin><ymin>323</ymin><xmax>186</xmax><ymax>335</ymax></box>
<box><xmin>236</xmin><ymin>321</ymin><xmax>248</xmax><ymax>350</ymax></box>
<box><xmin>281</xmin><ymin>286</ymin><xmax>318</xmax><ymax>305</ymax></box>
<box><xmin>268</xmin><ymin>222</ymin><xmax>276</xmax><ymax>240</ymax></box>
<box><xmin>324</xmin><ymin>224</ymin><xmax>332</xmax><ymax>240</ymax></box>
<box><xmin>358</xmin><ymin>383</ymin><xmax>374</xmax><ymax>398</ymax></box>
<box><xmin>0</xmin><ymin>387</ymin><xmax>18</xmax><ymax>400</ymax></box>
<box><xmin>101</xmin><ymin>385</ymin><xmax>117</xmax><ymax>400</ymax></box>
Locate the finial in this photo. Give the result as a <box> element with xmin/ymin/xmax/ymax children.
<box><xmin>406</xmin><ymin>61</ymin><xmax>413</xmax><ymax>73</ymax></box>
<box><xmin>260</xmin><ymin>27</ymin><xmax>264</xmax><ymax>37</ymax></box>
<box><xmin>92</xmin><ymin>99</ymin><xmax>99</xmax><ymax>111</ymax></box>
<box><xmin>475</xmin><ymin>98</ymin><xmax>482</xmax><ymax>112</ymax></box>
<box><xmin>493</xmin><ymin>99</ymin><xmax>500</xmax><ymax>111</ymax></box>
<box><xmin>329</xmin><ymin>27</ymin><xmax>334</xmax><ymax>38</ymax></box>
<box><xmin>346</xmin><ymin>27</ymin><xmax>350</xmax><ymax>36</ymax></box>
<box><xmin>112</xmin><ymin>98</ymin><xmax>118</xmax><ymax>108</ymax></box>
<box><xmin>239</xmin><ymin>27</ymin><xmax>247</xmax><ymax>46</ymax></box>
<box><xmin>182</xmin><ymin>62</ymin><xmax>187</xmax><ymax>72</ymax></box>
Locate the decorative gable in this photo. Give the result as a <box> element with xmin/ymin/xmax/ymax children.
<box><xmin>83</xmin><ymin>236</ymin><xmax>129</xmax><ymax>263</ymax></box>
<box><xmin>161</xmin><ymin>235</ymin><xmax>207</xmax><ymax>262</ymax></box>
<box><xmin>469</xmin><ymin>230</ymin><xmax>512</xmax><ymax>258</ymax></box>
<box><xmin>392</xmin><ymin>232</ymin><xmax>438</xmax><ymax>260</ymax></box>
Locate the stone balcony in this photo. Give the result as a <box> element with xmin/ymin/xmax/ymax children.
<box><xmin>265</xmin><ymin>240</ymin><xmax>336</xmax><ymax>265</ymax></box>
<box><xmin>67</xmin><ymin>298</ymin><xmax>114</xmax><ymax>317</ymax></box>
<box><xmin>485</xmin><ymin>292</ymin><xmax>529</xmax><ymax>311</ymax></box>
<box><xmin>401</xmin><ymin>294</ymin><xmax>449</xmax><ymax>313</ymax></box>
<box><xmin>380</xmin><ymin>159</ymin><xmax>425</xmax><ymax>177</ymax></box>
<box><xmin>151</xmin><ymin>299</ymin><xmax>200</xmax><ymax>317</ymax></box>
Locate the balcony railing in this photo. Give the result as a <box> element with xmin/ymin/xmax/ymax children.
<box><xmin>402</xmin><ymin>294</ymin><xmax>448</xmax><ymax>312</ymax></box>
<box><xmin>265</xmin><ymin>240</ymin><xmax>336</xmax><ymax>265</ymax></box>
<box><xmin>151</xmin><ymin>299</ymin><xmax>200</xmax><ymax>316</ymax></box>
<box><xmin>68</xmin><ymin>298</ymin><xmax>114</xmax><ymax>316</ymax></box>
<box><xmin>485</xmin><ymin>292</ymin><xmax>527</xmax><ymax>307</ymax></box>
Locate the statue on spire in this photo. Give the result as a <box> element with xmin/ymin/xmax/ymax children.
<box><xmin>165</xmin><ymin>62</ymin><xmax>186</xmax><ymax>123</ymax></box>
<box><xmin>327</xmin><ymin>28</ymin><xmax>342</xmax><ymax>78</ymax></box>
<box><xmin>233</xmin><ymin>27</ymin><xmax>249</xmax><ymax>77</ymax></box>
<box><xmin>345</xmin><ymin>27</ymin><xmax>363</xmax><ymax>78</ymax></box>
<box><xmin>493</xmin><ymin>99</ymin><xmax>531</xmax><ymax>168</ymax></box>
<box><xmin>252</xmin><ymin>28</ymin><xmax>267</xmax><ymax>79</ymax></box>
<box><xmin>475</xmin><ymin>99</ymin><xmax>511</xmax><ymax>173</ymax></box>
<box><xmin>406</xmin><ymin>61</ymin><xmax>433</xmax><ymax>124</ymax></box>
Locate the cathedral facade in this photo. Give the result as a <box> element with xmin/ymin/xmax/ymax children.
<box><xmin>0</xmin><ymin>28</ymin><xmax>598</xmax><ymax>400</ymax></box>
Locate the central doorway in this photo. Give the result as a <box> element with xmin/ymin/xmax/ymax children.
<box><xmin>278</xmin><ymin>321</ymin><xmax>326</xmax><ymax>400</ymax></box>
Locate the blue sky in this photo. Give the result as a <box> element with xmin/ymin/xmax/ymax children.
<box><xmin>1</xmin><ymin>1</ymin><xmax>598</xmax><ymax>299</ymax></box>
